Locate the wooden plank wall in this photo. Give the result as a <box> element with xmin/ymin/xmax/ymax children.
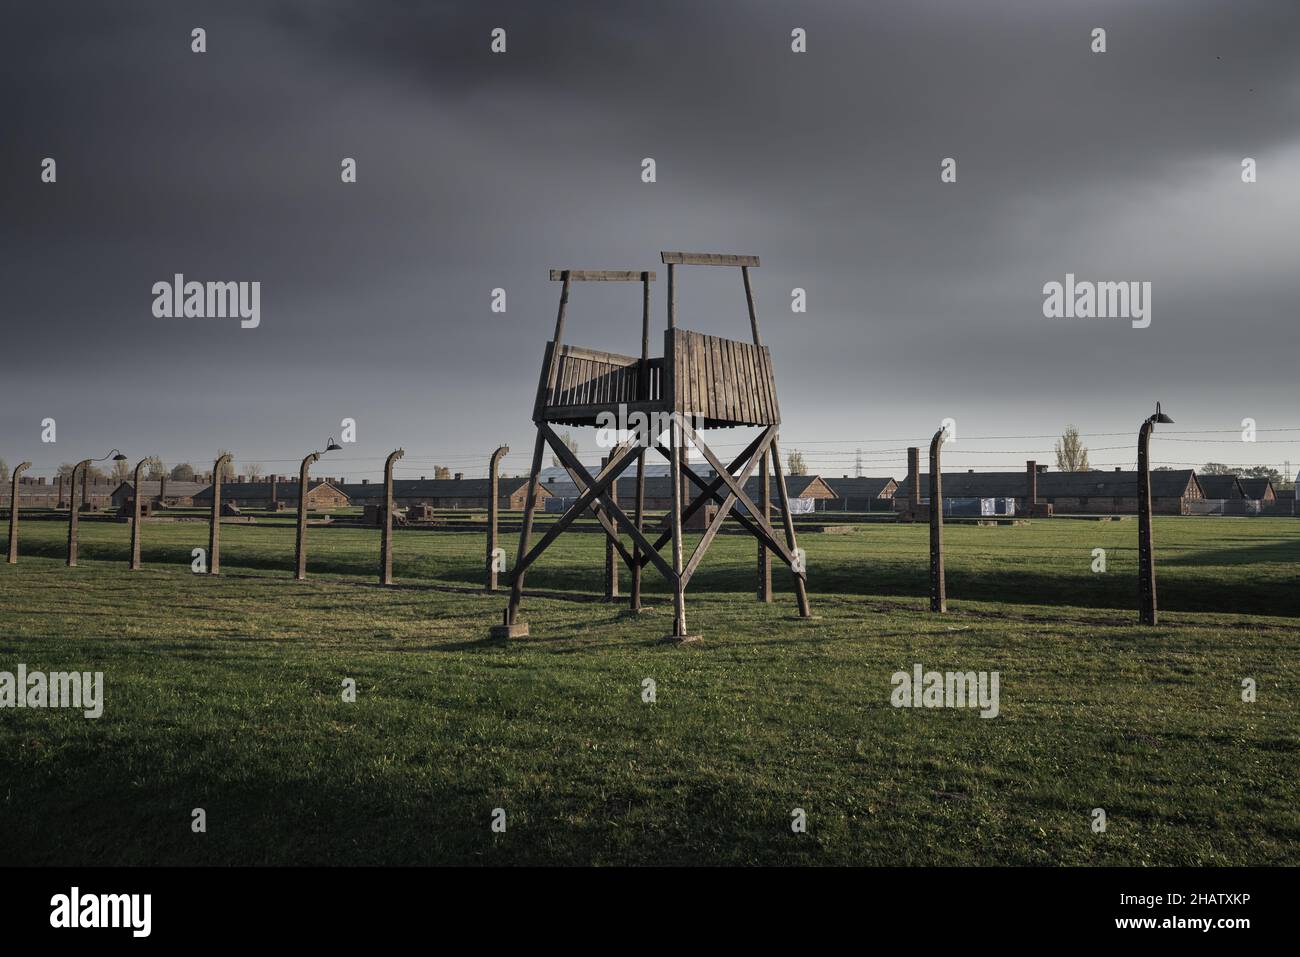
<box><xmin>668</xmin><ymin>329</ymin><xmax>780</xmax><ymax>426</ymax></box>
<box><xmin>546</xmin><ymin>347</ymin><xmax>662</xmax><ymax>409</ymax></box>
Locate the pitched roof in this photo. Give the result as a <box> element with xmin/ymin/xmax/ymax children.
<box><xmin>746</xmin><ymin>475</ymin><xmax>836</xmax><ymax>498</ymax></box>
<box><xmin>1196</xmin><ymin>475</ymin><xmax>1243</xmax><ymax>499</ymax></box>
<box><xmin>826</xmin><ymin>477</ymin><xmax>898</xmax><ymax>498</ymax></box>
<box><xmin>1038</xmin><ymin>470</ymin><xmax>1200</xmax><ymax>498</ymax></box>
<box><xmin>337</xmin><ymin>478</ymin><xmax>545</xmax><ymax>501</ymax></box>
<box><xmin>894</xmin><ymin>470</ymin><xmax>1201</xmax><ymax>499</ymax></box>
<box><xmin>111</xmin><ymin>480</ymin><xmax>209</xmax><ymax>498</ymax></box>
<box><xmin>1238</xmin><ymin>477</ymin><xmax>1275</xmax><ymax>499</ymax></box>
<box><xmin>608</xmin><ymin>474</ymin><xmax>835</xmax><ymax>500</ymax></box>
<box><xmin>894</xmin><ymin>472</ymin><xmax>1027</xmax><ymax>499</ymax></box>
<box><xmin>193</xmin><ymin>480</ymin><xmax>349</xmax><ymax>503</ymax></box>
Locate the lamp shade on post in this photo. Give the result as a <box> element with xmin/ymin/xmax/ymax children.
<box><xmin>7</xmin><ymin>461</ymin><xmax>32</xmax><ymax>564</ymax></box>
<box><xmin>1137</xmin><ymin>403</ymin><xmax>1173</xmax><ymax>626</ymax></box>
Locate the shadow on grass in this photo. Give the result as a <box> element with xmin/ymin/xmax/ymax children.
<box><xmin>1162</xmin><ymin>538</ymin><xmax>1300</xmax><ymax>567</ymax></box>
<box><xmin>0</xmin><ymin>747</ymin><xmax>838</xmax><ymax>866</ymax></box>
<box><xmin>15</xmin><ymin>529</ymin><xmax>1300</xmax><ymax>619</ymax></box>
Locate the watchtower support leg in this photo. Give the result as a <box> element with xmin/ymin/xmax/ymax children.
<box><xmin>769</xmin><ymin>437</ymin><xmax>812</xmax><ymax>618</ymax></box>
<box><xmin>631</xmin><ymin>445</ymin><xmax>646</xmax><ymax>610</ymax></box>
<box><xmin>504</xmin><ymin>429</ymin><xmax>547</xmax><ymax>629</ymax></box>
<box><xmin>667</xmin><ymin>414</ymin><xmax>689</xmax><ymax>638</ymax></box>
<box><xmin>603</xmin><ymin>454</ymin><xmax>620</xmax><ymax>599</ymax></box>
<box><xmin>630</xmin><ymin>270</ymin><xmax>652</xmax><ymax>612</ymax></box>
<box><xmin>758</xmin><ymin>448</ymin><xmax>772</xmax><ymax>601</ymax></box>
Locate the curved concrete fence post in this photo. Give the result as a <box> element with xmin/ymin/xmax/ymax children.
<box><xmin>929</xmin><ymin>428</ymin><xmax>946</xmax><ymax>613</ymax></box>
<box><xmin>129</xmin><ymin>458</ymin><xmax>148</xmax><ymax>570</ymax></box>
<box><xmin>485</xmin><ymin>445</ymin><xmax>508</xmax><ymax>591</ymax></box>
<box><xmin>209</xmin><ymin>453</ymin><xmax>233</xmax><ymax>574</ymax></box>
<box><xmin>66</xmin><ymin>459</ymin><xmax>91</xmax><ymax>567</ymax></box>
<box><xmin>1138</xmin><ymin>402</ymin><xmax>1174</xmax><ymax>626</ymax></box>
<box><xmin>381</xmin><ymin>448</ymin><xmax>404</xmax><ymax>585</ymax></box>
<box><xmin>295</xmin><ymin>451</ymin><xmax>321</xmax><ymax>580</ymax></box>
<box><xmin>7</xmin><ymin>461</ymin><xmax>32</xmax><ymax>564</ymax></box>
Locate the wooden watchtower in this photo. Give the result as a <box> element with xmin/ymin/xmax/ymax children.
<box><xmin>494</xmin><ymin>252</ymin><xmax>810</xmax><ymax>643</ymax></box>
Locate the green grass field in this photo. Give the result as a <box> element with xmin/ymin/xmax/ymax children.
<box><xmin>1</xmin><ymin>513</ymin><xmax>1296</xmax><ymax>865</ymax></box>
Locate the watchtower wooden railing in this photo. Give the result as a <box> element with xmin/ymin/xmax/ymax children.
<box><xmin>537</xmin><ymin>347</ymin><xmax>664</xmax><ymax>425</ymax></box>
<box><xmin>666</xmin><ymin>329</ymin><xmax>780</xmax><ymax>428</ymax></box>
<box><xmin>495</xmin><ymin>253</ymin><xmax>810</xmax><ymax>644</ymax></box>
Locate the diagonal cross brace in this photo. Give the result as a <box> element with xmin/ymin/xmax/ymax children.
<box><xmin>681</xmin><ymin>425</ymin><xmax>775</xmax><ymax>586</ymax></box>
<box><xmin>556</xmin><ymin>446</ymin><xmax>638</xmax><ymax>571</ymax></box>
<box><xmin>642</xmin><ymin>430</ymin><xmax>793</xmax><ymax>570</ymax></box>
<box><xmin>674</xmin><ymin>456</ymin><xmax>793</xmax><ymax>567</ymax></box>
<box><xmin>641</xmin><ymin>429</ymin><xmax>770</xmax><ymax>555</ymax></box>
<box><xmin>528</xmin><ymin>424</ymin><xmax>678</xmax><ymax>584</ymax></box>
<box><xmin>506</xmin><ymin>435</ymin><xmax>643</xmax><ymax>583</ymax></box>
<box><xmin>677</xmin><ymin>416</ymin><xmax>802</xmax><ymax>578</ymax></box>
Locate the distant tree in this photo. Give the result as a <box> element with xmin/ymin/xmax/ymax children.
<box><xmin>1054</xmin><ymin>426</ymin><xmax>1090</xmax><ymax>472</ymax></box>
<box><xmin>111</xmin><ymin>457</ymin><xmax>131</xmax><ymax>483</ymax></box>
<box><xmin>787</xmin><ymin>450</ymin><xmax>808</xmax><ymax>475</ymax></box>
<box><xmin>433</xmin><ymin>466</ymin><xmax>451</xmax><ymax>480</ymax></box>
<box><xmin>59</xmin><ymin>462</ymin><xmax>105</xmax><ymax>480</ymax></box>
<box><xmin>170</xmin><ymin>463</ymin><xmax>196</xmax><ymax>481</ymax></box>
<box><xmin>1200</xmin><ymin>462</ymin><xmax>1233</xmax><ymax>475</ymax></box>
<box><xmin>550</xmin><ymin>430</ymin><xmax>580</xmax><ymax>468</ymax></box>
<box><xmin>0</xmin><ymin>459</ymin><xmax>8</xmax><ymax>484</ymax></box>
<box><xmin>245</xmin><ymin>463</ymin><xmax>264</xmax><ymax>480</ymax></box>
<box><xmin>215</xmin><ymin>450</ymin><xmax>236</xmax><ymax>481</ymax></box>
<box><xmin>1239</xmin><ymin>465</ymin><xmax>1280</xmax><ymax>482</ymax></box>
<box><xmin>141</xmin><ymin>456</ymin><xmax>166</xmax><ymax>480</ymax></box>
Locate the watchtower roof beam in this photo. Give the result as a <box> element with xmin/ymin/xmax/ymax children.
<box><xmin>549</xmin><ymin>270</ymin><xmax>657</xmax><ymax>282</ymax></box>
<box><xmin>660</xmin><ymin>252</ymin><xmax>760</xmax><ymax>267</ymax></box>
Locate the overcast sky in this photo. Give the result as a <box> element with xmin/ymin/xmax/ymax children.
<box><xmin>2</xmin><ymin>0</ymin><xmax>1298</xmax><ymax>482</ymax></box>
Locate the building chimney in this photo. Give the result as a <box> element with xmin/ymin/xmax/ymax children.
<box><xmin>1026</xmin><ymin>460</ymin><xmax>1037</xmax><ymax>505</ymax></box>
<box><xmin>159</xmin><ymin>474</ymin><xmax>168</xmax><ymax>504</ymax></box>
<box><xmin>907</xmin><ymin>447</ymin><xmax>920</xmax><ymax>505</ymax></box>
<box><xmin>271</xmin><ymin>474</ymin><xmax>278</xmax><ymax>506</ymax></box>
<box><xmin>362</xmin><ymin>478</ymin><xmax>369</xmax><ymax>485</ymax></box>
<box><xmin>968</xmin><ymin>469</ymin><xmax>975</xmax><ymax>474</ymax></box>
<box><xmin>1115</xmin><ymin>467</ymin><xmax>1122</xmax><ymax>472</ymax></box>
<box><xmin>454</xmin><ymin>472</ymin><xmax>464</xmax><ymax>481</ymax></box>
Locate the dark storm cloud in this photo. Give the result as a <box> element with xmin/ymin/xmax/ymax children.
<box><xmin>2</xmin><ymin>0</ymin><xmax>1298</xmax><ymax>481</ymax></box>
